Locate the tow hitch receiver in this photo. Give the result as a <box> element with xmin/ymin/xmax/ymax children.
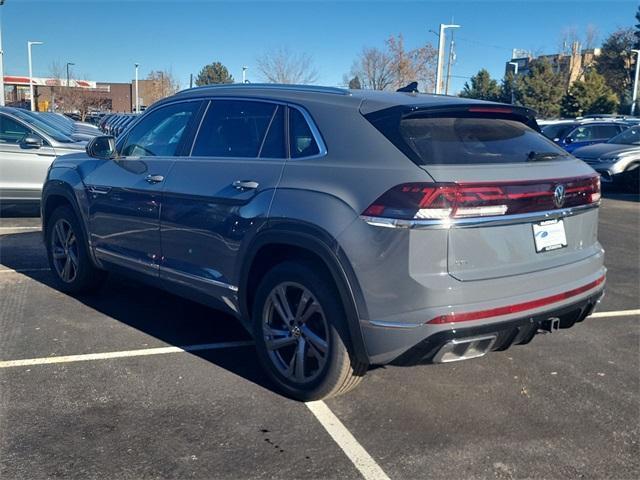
<box><xmin>539</xmin><ymin>317</ymin><xmax>561</xmax><ymax>334</ymax></box>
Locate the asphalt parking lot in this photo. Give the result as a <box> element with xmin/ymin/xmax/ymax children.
<box><xmin>0</xmin><ymin>192</ymin><xmax>638</xmax><ymax>480</ymax></box>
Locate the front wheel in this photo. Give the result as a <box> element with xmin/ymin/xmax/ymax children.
<box><xmin>252</xmin><ymin>261</ymin><xmax>367</xmax><ymax>401</ymax></box>
<box><xmin>46</xmin><ymin>205</ymin><xmax>106</xmax><ymax>293</ymax></box>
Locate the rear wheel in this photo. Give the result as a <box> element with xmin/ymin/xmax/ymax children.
<box><xmin>252</xmin><ymin>261</ymin><xmax>366</xmax><ymax>401</ymax></box>
<box><xmin>46</xmin><ymin>205</ymin><xmax>106</xmax><ymax>293</ymax></box>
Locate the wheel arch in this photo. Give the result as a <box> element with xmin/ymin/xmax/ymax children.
<box><xmin>41</xmin><ymin>178</ymin><xmax>97</xmax><ymax>266</ymax></box>
<box><xmin>239</xmin><ymin>222</ymin><xmax>370</xmax><ymax>364</ymax></box>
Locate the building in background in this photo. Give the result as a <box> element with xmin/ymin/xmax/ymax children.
<box><xmin>2</xmin><ymin>75</ymin><xmax>133</xmax><ymax>113</ymax></box>
<box><xmin>506</xmin><ymin>43</ymin><xmax>602</xmax><ymax>90</ymax></box>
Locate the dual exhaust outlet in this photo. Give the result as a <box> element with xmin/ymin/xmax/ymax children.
<box><xmin>432</xmin><ymin>317</ymin><xmax>562</xmax><ymax>363</ymax></box>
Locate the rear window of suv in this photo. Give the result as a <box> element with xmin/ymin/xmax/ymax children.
<box><xmin>369</xmin><ymin>113</ymin><xmax>569</xmax><ymax>165</ymax></box>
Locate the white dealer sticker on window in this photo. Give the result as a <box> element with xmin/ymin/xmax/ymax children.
<box><xmin>533</xmin><ymin>219</ymin><xmax>567</xmax><ymax>252</ymax></box>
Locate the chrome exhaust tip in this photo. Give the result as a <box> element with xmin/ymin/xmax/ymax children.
<box><xmin>433</xmin><ymin>334</ymin><xmax>497</xmax><ymax>363</ymax></box>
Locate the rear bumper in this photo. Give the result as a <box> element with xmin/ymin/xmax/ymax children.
<box><xmin>389</xmin><ymin>288</ymin><xmax>603</xmax><ymax>365</ymax></box>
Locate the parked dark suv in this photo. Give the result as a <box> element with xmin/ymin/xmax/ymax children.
<box><xmin>41</xmin><ymin>85</ymin><xmax>605</xmax><ymax>400</ymax></box>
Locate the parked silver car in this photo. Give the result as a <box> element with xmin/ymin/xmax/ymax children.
<box><xmin>573</xmin><ymin>126</ymin><xmax>640</xmax><ymax>191</ymax></box>
<box><xmin>0</xmin><ymin>107</ymin><xmax>86</xmax><ymax>203</ymax></box>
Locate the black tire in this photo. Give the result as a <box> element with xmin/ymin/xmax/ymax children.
<box><xmin>623</xmin><ymin>165</ymin><xmax>640</xmax><ymax>193</ymax></box>
<box><xmin>45</xmin><ymin>205</ymin><xmax>106</xmax><ymax>293</ymax></box>
<box><xmin>252</xmin><ymin>261</ymin><xmax>367</xmax><ymax>401</ymax></box>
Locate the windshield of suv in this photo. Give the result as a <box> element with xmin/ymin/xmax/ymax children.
<box><xmin>541</xmin><ymin>123</ymin><xmax>575</xmax><ymax>140</ymax></box>
<box><xmin>396</xmin><ymin>116</ymin><xmax>569</xmax><ymax>165</ymax></box>
<box><xmin>10</xmin><ymin>109</ymin><xmax>75</xmax><ymax>143</ymax></box>
<box><xmin>607</xmin><ymin>127</ymin><xmax>640</xmax><ymax>145</ymax></box>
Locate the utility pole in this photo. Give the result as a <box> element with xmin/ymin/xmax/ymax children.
<box><xmin>189</xmin><ymin>73</ymin><xmax>193</xmax><ymax>89</ymax></box>
<box><xmin>434</xmin><ymin>23</ymin><xmax>460</xmax><ymax>94</ymax></box>
<box><xmin>134</xmin><ymin>63</ymin><xmax>139</xmax><ymax>113</ymax></box>
<box><xmin>28</xmin><ymin>40</ymin><xmax>44</xmax><ymax>111</ymax></box>
<box><xmin>0</xmin><ymin>0</ymin><xmax>6</xmax><ymax>107</ymax></box>
<box><xmin>444</xmin><ymin>30</ymin><xmax>456</xmax><ymax>95</ymax></box>
<box><xmin>632</xmin><ymin>50</ymin><xmax>640</xmax><ymax>116</ymax></box>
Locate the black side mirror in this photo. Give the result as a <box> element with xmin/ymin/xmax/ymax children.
<box><xmin>86</xmin><ymin>135</ymin><xmax>117</xmax><ymax>160</ymax></box>
<box><xmin>21</xmin><ymin>134</ymin><xmax>44</xmax><ymax>149</ymax></box>
<box><xmin>564</xmin><ymin>137</ymin><xmax>573</xmax><ymax>145</ymax></box>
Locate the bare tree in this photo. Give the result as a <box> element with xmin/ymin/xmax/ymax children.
<box><xmin>559</xmin><ymin>26</ymin><xmax>580</xmax><ymax>55</ymax></box>
<box><xmin>585</xmin><ymin>24</ymin><xmax>599</xmax><ymax>50</ymax></box>
<box><xmin>350</xmin><ymin>34</ymin><xmax>437</xmax><ymax>91</ymax></box>
<box><xmin>256</xmin><ymin>47</ymin><xmax>318</xmax><ymax>84</ymax></box>
<box><xmin>144</xmin><ymin>69</ymin><xmax>180</xmax><ymax>105</ymax></box>
<box><xmin>350</xmin><ymin>47</ymin><xmax>394</xmax><ymax>90</ymax></box>
<box><xmin>48</xmin><ymin>61</ymin><xmax>65</xmax><ymax>112</ymax></box>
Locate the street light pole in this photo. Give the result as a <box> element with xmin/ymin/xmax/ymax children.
<box><xmin>134</xmin><ymin>63</ymin><xmax>139</xmax><ymax>113</ymax></box>
<box><xmin>242</xmin><ymin>66</ymin><xmax>248</xmax><ymax>83</ymax></box>
<box><xmin>631</xmin><ymin>50</ymin><xmax>640</xmax><ymax>116</ymax></box>
<box><xmin>508</xmin><ymin>61</ymin><xmax>519</xmax><ymax>105</ymax></box>
<box><xmin>66</xmin><ymin>62</ymin><xmax>74</xmax><ymax>88</ymax></box>
<box><xmin>0</xmin><ymin>0</ymin><xmax>6</xmax><ymax>107</ymax></box>
<box><xmin>28</xmin><ymin>40</ymin><xmax>44</xmax><ymax>111</ymax></box>
<box><xmin>434</xmin><ymin>23</ymin><xmax>460</xmax><ymax>94</ymax></box>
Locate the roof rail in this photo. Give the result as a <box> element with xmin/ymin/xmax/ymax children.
<box><xmin>176</xmin><ymin>83</ymin><xmax>351</xmax><ymax>96</ymax></box>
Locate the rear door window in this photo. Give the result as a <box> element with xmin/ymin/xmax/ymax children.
<box><xmin>394</xmin><ymin>116</ymin><xmax>568</xmax><ymax>165</ymax></box>
<box><xmin>592</xmin><ymin>124</ymin><xmax>623</xmax><ymax>139</ymax></box>
<box><xmin>191</xmin><ymin>100</ymin><xmax>282</xmax><ymax>158</ymax></box>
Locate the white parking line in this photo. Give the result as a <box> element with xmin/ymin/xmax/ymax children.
<box><xmin>306</xmin><ymin>400</ymin><xmax>390</xmax><ymax>480</ymax></box>
<box><xmin>0</xmin><ymin>226</ymin><xmax>41</xmax><ymax>231</ymax></box>
<box><xmin>0</xmin><ymin>340</ymin><xmax>254</xmax><ymax>368</ymax></box>
<box><xmin>590</xmin><ymin>309</ymin><xmax>640</xmax><ymax>318</ymax></box>
<box><xmin>0</xmin><ymin>268</ymin><xmax>50</xmax><ymax>274</ymax></box>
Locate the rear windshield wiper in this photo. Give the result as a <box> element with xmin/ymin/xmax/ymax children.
<box><xmin>527</xmin><ymin>151</ymin><xmax>565</xmax><ymax>162</ymax></box>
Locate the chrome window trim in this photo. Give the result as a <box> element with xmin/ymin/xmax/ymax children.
<box><xmin>360</xmin><ymin>202</ymin><xmax>600</xmax><ymax>230</ymax></box>
<box><xmin>183</xmin><ymin>96</ymin><xmax>327</xmax><ymax>160</ymax></box>
<box><xmin>160</xmin><ymin>265</ymin><xmax>239</xmax><ymax>292</ymax></box>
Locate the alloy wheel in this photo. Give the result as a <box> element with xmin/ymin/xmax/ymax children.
<box><xmin>51</xmin><ymin>219</ymin><xmax>79</xmax><ymax>283</ymax></box>
<box><xmin>262</xmin><ymin>282</ymin><xmax>329</xmax><ymax>383</ymax></box>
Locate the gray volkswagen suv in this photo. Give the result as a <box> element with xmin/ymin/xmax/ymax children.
<box><xmin>41</xmin><ymin>85</ymin><xmax>605</xmax><ymax>400</ymax></box>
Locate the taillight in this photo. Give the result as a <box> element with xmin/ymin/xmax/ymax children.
<box><xmin>362</xmin><ymin>175</ymin><xmax>600</xmax><ymax>220</ymax></box>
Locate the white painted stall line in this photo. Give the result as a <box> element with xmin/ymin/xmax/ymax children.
<box><xmin>0</xmin><ymin>226</ymin><xmax>41</xmax><ymax>231</ymax></box>
<box><xmin>589</xmin><ymin>309</ymin><xmax>640</xmax><ymax>318</ymax></box>
<box><xmin>0</xmin><ymin>268</ymin><xmax>50</xmax><ymax>274</ymax></box>
<box><xmin>0</xmin><ymin>340</ymin><xmax>254</xmax><ymax>368</ymax></box>
<box><xmin>306</xmin><ymin>400</ymin><xmax>391</xmax><ymax>480</ymax></box>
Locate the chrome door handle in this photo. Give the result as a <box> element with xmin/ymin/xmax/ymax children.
<box><xmin>232</xmin><ymin>180</ymin><xmax>259</xmax><ymax>190</ymax></box>
<box><xmin>145</xmin><ymin>174</ymin><xmax>164</xmax><ymax>184</ymax></box>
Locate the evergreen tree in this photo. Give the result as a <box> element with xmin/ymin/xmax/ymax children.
<box><xmin>561</xmin><ymin>70</ymin><xmax>619</xmax><ymax>116</ymax></box>
<box><xmin>519</xmin><ymin>58</ymin><xmax>565</xmax><ymax>118</ymax></box>
<box><xmin>195</xmin><ymin>62</ymin><xmax>234</xmax><ymax>86</ymax></box>
<box><xmin>348</xmin><ymin>76</ymin><xmax>362</xmax><ymax>89</ymax></box>
<box><xmin>635</xmin><ymin>5</ymin><xmax>640</xmax><ymax>49</ymax></box>
<box><xmin>499</xmin><ymin>71</ymin><xmax>524</xmax><ymax>105</ymax></box>
<box><xmin>459</xmin><ymin>69</ymin><xmax>501</xmax><ymax>101</ymax></box>
<box><xmin>595</xmin><ymin>28</ymin><xmax>635</xmax><ymax>102</ymax></box>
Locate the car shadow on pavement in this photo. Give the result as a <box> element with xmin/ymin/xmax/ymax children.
<box><xmin>0</xmin><ymin>231</ymin><xmax>278</xmax><ymax>396</ymax></box>
<box><xmin>601</xmin><ymin>185</ymin><xmax>639</xmax><ymax>202</ymax></box>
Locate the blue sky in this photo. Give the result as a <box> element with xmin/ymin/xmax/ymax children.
<box><xmin>1</xmin><ymin>0</ymin><xmax>637</xmax><ymax>93</ymax></box>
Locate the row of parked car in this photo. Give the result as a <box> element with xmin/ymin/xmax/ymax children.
<box><xmin>98</xmin><ymin>113</ymin><xmax>139</xmax><ymax>137</ymax></box>
<box><xmin>539</xmin><ymin>115</ymin><xmax>640</xmax><ymax>190</ymax></box>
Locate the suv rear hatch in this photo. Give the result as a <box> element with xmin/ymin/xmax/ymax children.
<box><xmin>363</xmin><ymin>103</ymin><xmax>601</xmax><ymax>281</ymax></box>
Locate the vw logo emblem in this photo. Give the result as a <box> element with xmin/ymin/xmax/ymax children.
<box><xmin>553</xmin><ymin>184</ymin><xmax>566</xmax><ymax>208</ymax></box>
